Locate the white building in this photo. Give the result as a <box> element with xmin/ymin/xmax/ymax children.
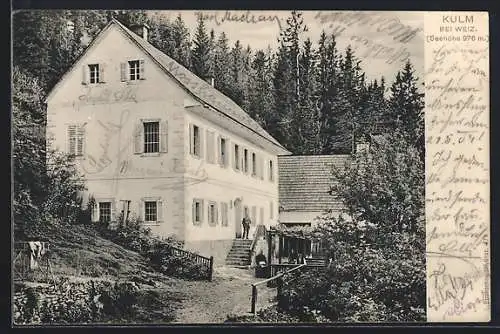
<box><xmin>45</xmin><ymin>19</ymin><xmax>290</xmax><ymax>264</ymax></box>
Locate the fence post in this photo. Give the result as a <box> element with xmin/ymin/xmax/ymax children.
<box><xmin>208</xmin><ymin>256</ymin><xmax>214</xmax><ymax>281</ymax></box>
<box><xmin>277</xmin><ymin>275</ymin><xmax>284</xmax><ymax>310</ymax></box>
<box><xmin>251</xmin><ymin>284</ymin><xmax>257</xmax><ymax>314</ymax></box>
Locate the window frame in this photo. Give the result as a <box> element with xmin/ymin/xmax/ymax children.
<box><xmin>219</xmin><ymin>137</ymin><xmax>228</xmax><ymax>167</ymax></box>
<box><xmin>128</xmin><ymin>60</ymin><xmax>141</xmax><ymax>81</ymax></box>
<box><xmin>251</xmin><ymin>152</ymin><xmax>257</xmax><ymax>177</ymax></box>
<box><xmin>208</xmin><ymin>201</ymin><xmax>218</xmax><ymax>226</ymax></box>
<box><xmin>234</xmin><ymin>144</ymin><xmax>240</xmax><ymax>171</ymax></box>
<box><xmin>144</xmin><ymin>201</ymin><xmax>158</xmax><ymax>223</ymax></box>
<box><xmin>143</xmin><ymin>121</ymin><xmax>160</xmax><ymax>154</ymax></box>
<box><xmin>269</xmin><ymin>160</ymin><xmax>275</xmax><ymax>182</ymax></box>
<box><xmin>192</xmin><ymin>125</ymin><xmax>201</xmax><ymax>158</ymax></box>
<box><xmin>243</xmin><ymin>149</ymin><xmax>249</xmax><ymax>174</ymax></box>
<box><xmin>98</xmin><ymin>201</ymin><xmax>112</xmax><ymax>223</ymax></box>
<box><xmin>193</xmin><ymin>198</ymin><xmax>204</xmax><ymax>225</ymax></box>
<box><xmin>88</xmin><ymin>64</ymin><xmax>100</xmax><ymax>84</ymax></box>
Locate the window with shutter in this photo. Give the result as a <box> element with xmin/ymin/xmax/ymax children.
<box><xmin>251</xmin><ymin>152</ymin><xmax>257</xmax><ymax>176</ymax></box>
<box><xmin>269</xmin><ymin>160</ymin><xmax>274</xmax><ymax>182</ymax></box>
<box><xmin>218</xmin><ymin>136</ymin><xmax>228</xmax><ymax>167</ymax></box>
<box><xmin>234</xmin><ymin>144</ymin><xmax>240</xmax><ymax>170</ymax></box>
<box><xmin>208</xmin><ymin>201</ymin><xmax>218</xmax><ymax>226</ymax></box>
<box><xmin>193</xmin><ymin>199</ymin><xmax>203</xmax><ymax>225</ymax></box>
<box><xmin>243</xmin><ymin>149</ymin><xmax>249</xmax><ymax>174</ymax></box>
<box><xmin>191</xmin><ymin>124</ymin><xmax>201</xmax><ymax>157</ymax></box>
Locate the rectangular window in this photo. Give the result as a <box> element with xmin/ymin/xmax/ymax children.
<box><xmin>260</xmin><ymin>207</ymin><xmax>264</xmax><ymax>225</ymax></box>
<box><xmin>270</xmin><ymin>201</ymin><xmax>274</xmax><ymax>219</ymax></box>
<box><xmin>221</xmin><ymin>202</ymin><xmax>228</xmax><ymax>226</ymax></box>
<box><xmin>219</xmin><ymin>137</ymin><xmax>227</xmax><ymax>167</ymax></box>
<box><xmin>269</xmin><ymin>160</ymin><xmax>274</xmax><ymax>182</ymax></box>
<box><xmin>243</xmin><ymin>149</ymin><xmax>249</xmax><ymax>174</ymax></box>
<box><xmin>89</xmin><ymin>64</ymin><xmax>100</xmax><ymax>83</ymax></box>
<box><xmin>129</xmin><ymin>60</ymin><xmax>142</xmax><ymax>80</ymax></box>
<box><xmin>208</xmin><ymin>202</ymin><xmax>218</xmax><ymax>226</ymax></box>
<box><xmin>99</xmin><ymin>202</ymin><xmax>111</xmax><ymax>223</ymax></box>
<box><xmin>251</xmin><ymin>153</ymin><xmax>257</xmax><ymax>176</ymax></box>
<box><xmin>144</xmin><ymin>122</ymin><xmax>160</xmax><ymax>153</ymax></box>
<box><xmin>68</xmin><ymin>124</ymin><xmax>85</xmax><ymax>156</ymax></box>
<box><xmin>191</xmin><ymin>125</ymin><xmax>201</xmax><ymax>157</ymax></box>
<box><xmin>234</xmin><ymin>144</ymin><xmax>240</xmax><ymax>170</ymax></box>
<box><xmin>144</xmin><ymin>201</ymin><xmax>157</xmax><ymax>222</ymax></box>
<box><xmin>193</xmin><ymin>199</ymin><xmax>203</xmax><ymax>225</ymax></box>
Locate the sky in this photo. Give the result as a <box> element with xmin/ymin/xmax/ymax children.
<box><xmin>153</xmin><ymin>10</ymin><xmax>424</xmax><ymax>86</ymax></box>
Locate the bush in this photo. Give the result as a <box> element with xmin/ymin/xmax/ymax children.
<box><xmin>94</xmin><ymin>216</ymin><xmax>208</xmax><ymax>280</ymax></box>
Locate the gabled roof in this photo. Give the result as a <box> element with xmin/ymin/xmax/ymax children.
<box><xmin>46</xmin><ymin>19</ymin><xmax>290</xmax><ymax>155</ymax></box>
<box><xmin>278</xmin><ymin>155</ymin><xmax>350</xmax><ymax>213</ymax></box>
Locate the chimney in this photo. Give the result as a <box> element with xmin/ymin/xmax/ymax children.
<box><xmin>130</xmin><ymin>23</ymin><xmax>150</xmax><ymax>42</ymax></box>
<box><xmin>204</xmin><ymin>77</ymin><xmax>215</xmax><ymax>87</ymax></box>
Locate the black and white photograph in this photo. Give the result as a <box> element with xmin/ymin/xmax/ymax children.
<box><xmin>12</xmin><ymin>9</ymin><xmax>428</xmax><ymax>325</ymax></box>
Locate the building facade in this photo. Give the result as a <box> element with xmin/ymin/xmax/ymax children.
<box><xmin>45</xmin><ymin>19</ymin><xmax>290</xmax><ymax>262</ymax></box>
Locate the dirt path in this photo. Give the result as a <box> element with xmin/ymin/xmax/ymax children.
<box><xmin>171</xmin><ymin>266</ymin><xmax>276</xmax><ymax>323</ymax></box>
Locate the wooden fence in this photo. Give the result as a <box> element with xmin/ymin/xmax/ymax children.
<box><xmin>167</xmin><ymin>245</ymin><xmax>214</xmax><ymax>281</ymax></box>
<box><xmin>250</xmin><ymin>264</ymin><xmax>307</xmax><ymax>314</ymax></box>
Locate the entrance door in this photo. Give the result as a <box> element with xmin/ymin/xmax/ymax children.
<box><xmin>234</xmin><ymin>200</ymin><xmax>242</xmax><ymax>238</ymax></box>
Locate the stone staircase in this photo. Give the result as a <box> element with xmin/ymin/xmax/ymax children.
<box><xmin>225</xmin><ymin>239</ymin><xmax>253</xmax><ymax>267</ymax></box>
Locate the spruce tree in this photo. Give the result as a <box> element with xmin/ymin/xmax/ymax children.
<box><xmin>190</xmin><ymin>15</ymin><xmax>211</xmax><ymax>79</ymax></box>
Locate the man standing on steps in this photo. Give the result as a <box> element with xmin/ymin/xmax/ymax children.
<box><xmin>242</xmin><ymin>212</ymin><xmax>251</xmax><ymax>239</ymax></box>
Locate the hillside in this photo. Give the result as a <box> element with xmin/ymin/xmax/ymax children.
<box><xmin>15</xmin><ymin>223</ymin><xmax>276</xmax><ymax>323</ymax></box>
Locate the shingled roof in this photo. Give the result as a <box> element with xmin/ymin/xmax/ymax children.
<box><xmin>278</xmin><ymin>155</ymin><xmax>350</xmax><ymax>213</ymax></box>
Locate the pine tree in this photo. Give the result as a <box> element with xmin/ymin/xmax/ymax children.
<box><xmin>388</xmin><ymin>60</ymin><xmax>425</xmax><ymax>157</ymax></box>
<box><xmin>291</xmin><ymin>38</ymin><xmax>321</xmax><ymax>154</ymax></box>
<box><xmin>227</xmin><ymin>40</ymin><xmax>246</xmax><ymax>106</ymax></box>
<box><xmin>247</xmin><ymin>50</ymin><xmax>275</xmax><ymax>129</ymax></box>
<box><xmin>170</xmin><ymin>14</ymin><xmax>191</xmax><ymax>68</ymax></box>
<box><xmin>190</xmin><ymin>15</ymin><xmax>211</xmax><ymax>79</ymax></box>
<box><xmin>212</xmin><ymin>32</ymin><xmax>231</xmax><ymax>94</ymax></box>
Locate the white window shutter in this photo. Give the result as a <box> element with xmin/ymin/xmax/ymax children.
<box><xmin>120</xmin><ymin>62</ymin><xmax>127</xmax><ymax>82</ymax></box>
<box><xmin>139</xmin><ymin>59</ymin><xmax>145</xmax><ymax>79</ymax></box>
<box><xmin>82</xmin><ymin>65</ymin><xmax>88</xmax><ymax>85</ymax></box>
<box><xmin>99</xmin><ymin>63</ymin><xmax>105</xmax><ymax>83</ymax></box>
<box><xmin>215</xmin><ymin>204</ymin><xmax>219</xmax><ymax>225</ymax></box>
<box><xmin>134</xmin><ymin>122</ymin><xmax>143</xmax><ymax>154</ymax></box>
<box><xmin>189</xmin><ymin>124</ymin><xmax>194</xmax><ymax>155</ymax></box>
<box><xmin>160</xmin><ymin>121</ymin><xmax>168</xmax><ymax>153</ymax></box>
<box><xmin>91</xmin><ymin>202</ymin><xmax>98</xmax><ymax>222</ymax></box>
<box><xmin>157</xmin><ymin>200</ymin><xmax>163</xmax><ymax>222</ymax></box>
<box><xmin>199</xmin><ymin>127</ymin><xmax>205</xmax><ymax>159</ymax></box>
<box><xmin>77</xmin><ymin>126</ymin><xmax>85</xmax><ymax>156</ymax></box>
<box><xmin>206</xmin><ymin>131</ymin><xmax>214</xmax><ymax>164</ymax></box>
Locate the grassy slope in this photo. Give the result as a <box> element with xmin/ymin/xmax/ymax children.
<box><xmin>28</xmin><ymin>223</ymin><xmax>187</xmax><ymax>323</ymax></box>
